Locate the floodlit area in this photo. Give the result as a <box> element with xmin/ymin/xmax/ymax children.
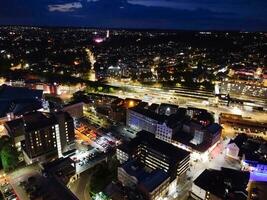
<box><xmin>71</xmin><ymin>120</ymin><xmax>120</xmax><ymax>173</ymax></box>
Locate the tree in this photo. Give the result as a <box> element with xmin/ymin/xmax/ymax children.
<box><xmin>1</xmin><ymin>144</ymin><xmax>19</xmax><ymax>172</ymax></box>
<box><xmin>89</xmin><ymin>156</ymin><xmax>120</xmax><ymax>194</ymax></box>
<box><xmin>0</xmin><ymin>136</ymin><xmax>19</xmax><ymax>172</ymax></box>
<box><xmin>97</xmin><ymin>86</ymin><xmax>103</xmax><ymax>92</ymax></box>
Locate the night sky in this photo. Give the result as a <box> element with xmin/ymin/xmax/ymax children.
<box><xmin>0</xmin><ymin>0</ymin><xmax>266</xmax><ymax>31</ymax></box>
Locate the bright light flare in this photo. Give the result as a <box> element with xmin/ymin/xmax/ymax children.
<box><xmin>232</xmin><ymin>106</ymin><xmax>242</xmax><ymax>115</ymax></box>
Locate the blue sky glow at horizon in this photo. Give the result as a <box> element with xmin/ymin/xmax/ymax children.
<box><xmin>0</xmin><ymin>0</ymin><xmax>266</xmax><ymax>31</ymax></box>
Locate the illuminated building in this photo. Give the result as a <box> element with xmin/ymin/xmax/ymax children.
<box><xmin>117</xmin><ymin>131</ymin><xmax>190</xmax><ymax>200</ymax></box>
<box><xmin>107</xmin><ymin>66</ymin><xmax>122</xmax><ymax>78</ymax></box>
<box><xmin>174</xmin><ymin>121</ymin><xmax>221</xmax><ymax>157</ymax></box>
<box><xmin>126</xmin><ymin>106</ymin><xmax>164</xmax><ymax>133</ymax></box>
<box><xmin>117</xmin><ymin>131</ymin><xmax>190</xmax><ymax>180</ymax></box>
<box><xmin>158</xmin><ymin>103</ymin><xmax>179</xmax><ymax>116</ymax></box>
<box><xmin>118</xmin><ymin>160</ymin><xmax>171</xmax><ymax>200</ymax></box>
<box><xmin>191</xmin><ymin>168</ymin><xmax>249</xmax><ymax>200</ymax></box>
<box><xmin>156</xmin><ymin>109</ymin><xmax>187</xmax><ymax>143</ymax></box>
<box><xmin>5</xmin><ymin>111</ymin><xmax>75</xmax><ymax>164</ymax></box>
<box><xmin>106</xmin><ymin>30</ymin><xmax>110</xmax><ymax>38</ymax></box>
<box><xmin>226</xmin><ymin>134</ymin><xmax>267</xmax><ymax>174</ymax></box>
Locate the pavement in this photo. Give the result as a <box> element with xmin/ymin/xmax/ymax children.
<box><xmin>69</xmin><ymin>170</ymin><xmax>92</xmax><ymax>200</ymax></box>
<box><xmin>8</xmin><ymin>164</ymin><xmax>41</xmax><ymax>200</ymax></box>
<box><xmin>187</xmin><ymin>139</ymin><xmax>240</xmax><ymax>182</ymax></box>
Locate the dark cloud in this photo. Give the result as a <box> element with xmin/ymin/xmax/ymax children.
<box><xmin>0</xmin><ymin>0</ymin><xmax>266</xmax><ymax>31</ymax></box>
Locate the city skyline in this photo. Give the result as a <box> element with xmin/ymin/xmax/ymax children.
<box><xmin>0</xmin><ymin>0</ymin><xmax>267</xmax><ymax>31</ymax></box>
<box><xmin>0</xmin><ymin>2</ymin><xmax>267</xmax><ymax>198</ymax></box>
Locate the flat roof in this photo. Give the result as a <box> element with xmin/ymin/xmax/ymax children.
<box><xmin>229</xmin><ymin>134</ymin><xmax>267</xmax><ymax>164</ymax></box>
<box><xmin>121</xmin><ymin>160</ymin><xmax>169</xmax><ymax>192</ymax></box>
<box><xmin>194</xmin><ymin>168</ymin><xmax>249</xmax><ymax>200</ymax></box>
<box><xmin>118</xmin><ymin>131</ymin><xmax>190</xmax><ymax>163</ymax></box>
<box><xmin>129</xmin><ymin>106</ymin><xmax>166</xmax><ymax>122</ymax></box>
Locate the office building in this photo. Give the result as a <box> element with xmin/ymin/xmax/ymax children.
<box><xmin>126</xmin><ymin>105</ymin><xmax>165</xmax><ymax>133</ymax></box>
<box><xmin>117</xmin><ymin>131</ymin><xmax>190</xmax><ymax>180</ymax></box>
<box><xmin>117</xmin><ymin>131</ymin><xmax>190</xmax><ymax>200</ymax></box>
<box><xmin>5</xmin><ymin>111</ymin><xmax>75</xmax><ymax>164</ymax></box>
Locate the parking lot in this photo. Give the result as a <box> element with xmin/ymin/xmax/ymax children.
<box><xmin>72</xmin><ymin>120</ymin><xmax>121</xmax><ymax>174</ymax></box>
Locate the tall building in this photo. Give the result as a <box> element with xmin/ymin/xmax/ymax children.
<box><xmin>106</xmin><ymin>30</ymin><xmax>110</xmax><ymax>38</ymax></box>
<box><xmin>117</xmin><ymin>131</ymin><xmax>190</xmax><ymax>180</ymax></box>
<box><xmin>117</xmin><ymin>131</ymin><xmax>190</xmax><ymax>200</ymax></box>
<box><xmin>5</xmin><ymin>111</ymin><xmax>75</xmax><ymax>164</ymax></box>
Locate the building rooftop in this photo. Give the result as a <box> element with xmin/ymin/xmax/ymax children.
<box><xmin>41</xmin><ymin>158</ymin><xmax>78</xmax><ymax>200</ymax></box>
<box><xmin>162</xmin><ymin>108</ymin><xmax>187</xmax><ymax>128</ymax></box>
<box><xmin>229</xmin><ymin>134</ymin><xmax>267</xmax><ymax>164</ymax></box>
<box><xmin>0</xmin><ymin>84</ymin><xmax>43</xmax><ymax>100</ymax></box>
<box><xmin>148</xmin><ymin>103</ymin><xmax>159</xmax><ymax>112</ymax></box>
<box><xmin>121</xmin><ymin>160</ymin><xmax>169</xmax><ymax>192</ymax></box>
<box><xmin>0</xmin><ymin>85</ymin><xmax>43</xmax><ymax>117</ymax></box>
<box><xmin>194</xmin><ymin>168</ymin><xmax>250</xmax><ymax>200</ymax></box>
<box><xmin>5</xmin><ymin>111</ymin><xmax>73</xmax><ymax>135</ymax></box>
<box><xmin>129</xmin><ymin>106</ymin><xmax>166</xmax><ymax>122</ymax></box>
<box><xmin>23</xmin><ymin>112</ymin><xmax>57</xmax><ymax>132</ymax></box>
<box><xmin>118</xmin><ymin>131</ymin><xmax>190</xmax><ymax>164</ymax></box>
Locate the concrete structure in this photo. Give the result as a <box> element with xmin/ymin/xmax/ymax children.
<box><xmin>5</xmin><ymin>111</ymin><xmax>75</xmax><ymax>164</ymax></box>
<box><xmin>117</xmin><ymin>131</ymin><xmax>190</xmax><ymax>181</ymax></box>
<box><xmin>117</xmin><ymin>131</ymin><xmax>190</xmax><ymax>200</ymax></box>
<box><xmin>126</xmin><ymin>106</ymin><xmax>164</xmax><ymax>134</ymax></box>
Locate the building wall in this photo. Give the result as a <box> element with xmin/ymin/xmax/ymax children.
<box><xmin>117</xmin><ymin>167</ymin><xmax>138</xmax><ymax>187</ymax></box>
<box><xmin>126</xmin><ymin>110</ymin><xmax>158</xmax><ymax>134</ymax></box>
<box><xmin>62</xmin><ymin>102</ymin><xmax>84</xmax><ymax>119</ymax></box>
<box><xmin>24</xmin><ymin>125</ymin><xmax>57</xmax><ymax>159</ymax></box>
<box><xmin>156</xmin><ymin>123</ymin><xmax>173</xmax><ymax>143</ymax></box>
<box><xmin>177</xmin><ymin>155</ymin><xmax>190</xmax><ymax>178</ymax></box>
<box><xmin>226</xmin><ymin>143</ymin><xmax>239</xmax><ymax>159</ymax></box>
<box><xmin>55</xmin><ymin>113</ymin><xmax>75</xmax><ymax>156</ymax></box>
<box><xmin>139</xmin><ymin>177</ymin><xmax>170</xmax><ymax>200</ymax></box>
<box><xmin>116</xmin><ymin>148</ymin><xmax>129</xmax><ymax>164</ymax></box>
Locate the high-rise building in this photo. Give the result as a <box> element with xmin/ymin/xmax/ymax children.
<box><xmin>117</xmin><ymin>131</ymin><xmax>190</xmax><ymax>200</ymax></box>
<box><xmin>5</xmin><ymin>111</ymin><xmax>75</xmax><ymax>164</ymax></box>
<box><xmin>117</xmin><ymin>131</ymin><xmax>190</xmax><ymax>180</ymax></box>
